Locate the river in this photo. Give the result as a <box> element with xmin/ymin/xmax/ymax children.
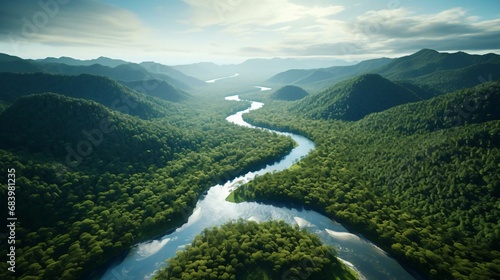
<box><xmin>100</xmin><ymin>95</ymin><xmax>417</xmax><ymax>280</ymax></box>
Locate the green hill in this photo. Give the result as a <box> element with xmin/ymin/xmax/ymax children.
<box><xmin>376</xmin><ymin>49</ymin><xmax>500</xmax><ymax>94</ymax></box>
<box><xmin>271</xmin><ymin>85</ymin><xmax>309</xmax><ymax>101</ymax></box>
<box><xmin>155</xmin><ymin>220</ymin><xmax>357</xmax><ymax>280</ymax></box>
<box><xmin>293</xmin><ymin>74</ymin><xmax>420</xmax><ymax>121</ymax></box>
<box><xmin>0</xmin><ymin>72</ymin><xmax>165</xmax><ymax>119</ymax></box>
<box><xmin>377</xmin><ymin>49</ymin><xmax>500</xmax><ymax>80</ymax></box>
<box><xmin>122</xmin><ymin>79</ymin><xmax>190</xmax><ymax>102</ymax></box>
<box><xmin>0</xmin><ymin>93</ymin><xmax>190</xmax><ymax>171</ymax></box>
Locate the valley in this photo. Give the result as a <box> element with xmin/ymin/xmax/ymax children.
<box><xmin>0</xmin><ymin>48</ymin><xmax>499</xmax><ymax>280</ymax></box>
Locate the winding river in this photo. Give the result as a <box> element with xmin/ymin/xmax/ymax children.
<box><xmin>100</xmin><ymin>95</ymin><xmax>418</xmax><ymax>280</ymax></box>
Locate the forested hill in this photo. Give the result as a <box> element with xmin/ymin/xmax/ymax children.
<box><xmin>0</xmin><ymin>72</ymin><xmax>165</xmax><ymax>119</ymax></box>
<box><xmin>271</xmin><ymin>85</ymin><xmax>309</xmax><ymax>101</ymax></box>
<box><xmin>358</xmin><ymin>80</ymin><xmax>500</xmax><ymax>134</ymax></box>
<box><xmin>377</xmin><ymin>49</ymin><xmax>500</xmax><ymax>80</ymax></box>
<box><xmin>292</xmin><ymin>74</ymin><xmax>420</xmax><ymax>121</ymax></box>
<box><xmin>155</xmin><ymin>220</ymin><xmax>357</xmax><ymax>280</ymax></box>
<box><xmin>0</xmin><ymin>93</ymin><xmax>190</xmax><ymax>171</ymax></box>
<box><xmin>376</xmin><ymin>49</ymin><xmax>500</xmax><ymax>95</ymax></box>
<box><xmin>121</xmin><ymin>79</ymin><xmax>191</xmax><ymax>102</ymax></box>
<box><xmin>235</xmin><ymin>80</ymin><xmax>500</xmax><ymax>279</ymax></box>
<box><xmin>266</xmin><ymin>58</ymin><xmax>392</xmax><ymax>88</ymax></box>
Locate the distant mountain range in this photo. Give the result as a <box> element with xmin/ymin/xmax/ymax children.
<box><xmin>172</xmin><ymin>58</ymin><xmax>353</xmax><ymax>81</ymax></box>
<box><xmin>268</xmin><ymin>58</ymin><xmax>392</xmax><ymax>89</ymax></box>
<box><xmin>37</xmin><ymin>56</ymin><xmax>130</xmax><ymax>68</ymax></box>
<box><xmin>268</xmin><ymin>49</ymin><xmax>500</xmax><ymax>95</ymax></box>
<box><xmin>0</xmin><ymin>53</ymin><xmax>202</xmax><ymax>93</ymax></box>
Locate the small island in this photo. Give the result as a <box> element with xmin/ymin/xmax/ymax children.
<box><xmin>154</xmin><ymin>220</ymin><xmax>358</xmax><ymax>280</ymax></box>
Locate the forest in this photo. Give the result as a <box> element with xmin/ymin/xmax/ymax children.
<box><xmin>232</xmin><ymin>80</ymin><xmax>500</xmax><ymax>279</ymax></box>
<box><xmin>154</xmin><ymin>220</ymin><xmax>357</xmax><ymax>280</ymax></box>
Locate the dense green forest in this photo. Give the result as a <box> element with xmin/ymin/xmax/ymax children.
<box><xmin>233</xmin><ymin>80</ymin><xmax>500</xmax><ymax>279</ymax></box>
<box><xmin>154</xmin><ymin>220</ymin><xmax>357</xmax><ymax>280</ymax></box>
<box><xmin>0</xmin><ymin>86</ymin><xmax>295</xmax><ymax>279</ymax></box>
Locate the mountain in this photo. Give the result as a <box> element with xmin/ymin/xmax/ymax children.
<box><xmin>293</xmin><ymin>74</ymin><xmax>420</xmax><ymax>121</ymax></box>
<box><xmin>375</xmin><ymin>49</ymin><xmax>500</xmax><ymax>94</ymax></box>
<box><xmin>271</xmin><ymin>85</ymin><xmax>309</xmax><ymax>101</ymax></box>
<box><xmin>267</xmin><ymin>58</ymin><xmax>393</xmax><ymax>90</ymax></box>
<box><xmin>268</xmin><ymin>50</ymin><xmax>500</xmax><ymax>95</ymax></box>
<box><xmin>37</xmin><ymin>56</ymin><xmax>130</xmax><ymax>68</ymax></box>
<box><xmin>0</xmin><ymin>53</ymin><xmax>198</xmax><ymax>90</ymax></box>
<box><xmin>172</xmin><ymin>58</ymin><xmax>352</xmax><ymax>82</ymax></box>
<box><xmin>361</xmin><ymin>80</ymin><xmax>500</xmax><ymax>134</ymax></box>
<box><xmin>377</xmin><ymin>49</ymin><xmax>500</xmax><ymax>80</ymax></box>
<box><xmin>38</xmin><ymin>62</ymin><xmax>193</xmax><ymax>90</ymax></box>
<box><xmin>0</xmin><ymin>53</ymin><xmax>46</xmax><ymax>73</ymax></box>
<box><xmin>140</xmin><ymin>61</ymin><xmax>205</xmax><ymax>86</ymax></box>
<box><xmin>0</xmin><ymin>72</ymin><xmax>165</xmax><ymax>119</ymax></box>
<box><xmin>172</xmin><ymin>62</ymin><xmax>223</xmax><ymax>81</ymax></box>
<box><xmin>121</xmin><ymin>79</ymin><xmax>190</xmax><ymax>102</ymax></box>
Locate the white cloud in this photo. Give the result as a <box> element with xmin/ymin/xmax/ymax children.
<box><xmin>266</xmin><ymin>7</ymin><xmax>500</xmax><ymax>58</ymax></box>
<box><xmin>182</xmin><ymin>0</ymin><xmax>344</xmax><ymax>29</ymax></box>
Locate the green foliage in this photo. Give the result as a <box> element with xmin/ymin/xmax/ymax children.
<box><xmin>293</xmin><ymin>74</ymin><xmax>420</xmax><ymax>121</ymax></box>
<box><xmin>233</xmin><ymin>80</ymin><xmax>500</xmax><ymax>279</ymax></box>
<box><xmin>154</xmin><ymin>220</ymin><xmax>357</xmax><ymax>280</ymax></box>
<box><xmin>271</xmin><ymin>85</ymin><xmax>309</xmax><ymax>101</ymax></box>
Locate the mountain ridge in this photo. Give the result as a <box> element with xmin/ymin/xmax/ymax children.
<box><xmin>293</xmin><ymin>73</ymin><xmax>420</xmax><ymax>121</ymax></box>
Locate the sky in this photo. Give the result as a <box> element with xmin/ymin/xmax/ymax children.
<box><xmin>0</xmin><ymin>0</ymin><xmax>499</xmax><ymax>65</ymax></box>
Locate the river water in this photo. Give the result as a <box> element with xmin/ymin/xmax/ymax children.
<box><xmin>100</xmin><ymin>95</ymin><xmax>417</xmax><ymax>280</ymax></box>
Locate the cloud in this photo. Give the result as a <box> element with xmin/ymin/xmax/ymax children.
<box><xmin>182</xmin><ymin>0</ymin><xmax>344</xmax><ymax>30</ymax></box>
<box><xmin>265</xmin><ymin>7</ymin><xmax>500</xmax><ymax>58</ymax></box>
<box><xmin>0</xmin><ymin>0</ymin><xmax>152</xmax><ymax>49</ymax></box>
